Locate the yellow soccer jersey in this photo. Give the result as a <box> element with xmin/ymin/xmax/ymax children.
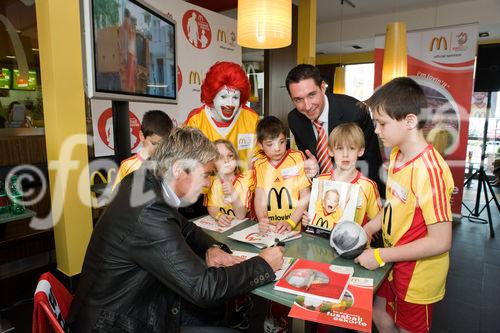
<box><xmin>206</xmin><ymin>171</ymin><xmax>255</xmax><ymax>216</ymax></box>
<box><xmin>310</xmin><ymin>199</ymin><xmax>343</xmax><ymax>230</ymax></box>
<box><xmin>185</xmin><ymin>105</ymin><xmax>259</xmax><ymax>167</ymax></box>
<box><xmin>384</xmin><ymin>145</ymin><xmax>454</xmax><ymax>304</ymax></box>
<box><xmin>317</xmin><ymin>170</ymin><xmax>381</xmax><ymax>226</ymax></box>
<box><xmin>254</xmin><ymin>150</ymin><xmax>311</xmax><ymax>230</ymax></box>
<box><xmin>112</xmin><ymin>153</ymin><xmax>145</xmax><ymax>191</ymax></box>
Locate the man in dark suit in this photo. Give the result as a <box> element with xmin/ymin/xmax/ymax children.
<box><xmin>286</xmin><ymin>64</ymin><xmax>385</xmax><ymax>197</ymax></box>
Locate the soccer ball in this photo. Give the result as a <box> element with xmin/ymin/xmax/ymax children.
<box><xmin>329</xmin><ymin>220</ymin><xmax>367</xmax><ymax>259</ymax></box>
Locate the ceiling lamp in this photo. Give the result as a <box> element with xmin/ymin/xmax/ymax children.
<box><xmin>382</xmin><ymin>21</ymin><xmax>407</xmax><ymax>84</ymax></box>
<box><xmin>333</xmin><ymin>0</ymin><xmax>345</xmax><ymax>94</ymax></box>
<box><xmin>237</xmin><ymin>0</ymin><xmax>292</xmax><ymax>49</ymax></box>
<box><xmin>333</xmin><ymin>66</ymin><xmax>345</xmax><ymax>94</ymax></box>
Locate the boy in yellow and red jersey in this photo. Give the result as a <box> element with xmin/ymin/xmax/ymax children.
<box><xmin>253</xmin><ymin>116</ymin><xmax>311</xmax><ymax>233</ymax></box>
<box><xmin>112</xmin><ymin>110</ymin><xmax>173</xmax><ymax>190</ymax></box>
<box><xmin>303</xmin><ymin>122</ymin><xmax>381</xmax><ymax>233</ymax></box>
<box><xmin>356</xmin><ymin>77</ymin><xmax>454</xmax><ymax>333</ymax></box>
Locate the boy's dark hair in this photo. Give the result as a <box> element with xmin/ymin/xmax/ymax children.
<box><xmin>364</xmin><ymin>77</ymin><xmax>428</xmax><ymax>129</ymax></box>
<box><xmin>141</xmin><ymin>110</ymin><xmax>173</xmax><ymax>137</ymax></box>
<box><xmin>256</xmin><ymin>116</ymin><xmax>287</xmax><ymax>143</ymax></box>
<box><xmin>285</xmin><ymin>64</ymin><xmax>323</xmax><ymax>95</ymax></box>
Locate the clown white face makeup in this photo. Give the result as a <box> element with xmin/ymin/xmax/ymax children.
<box><xmin>211</xmin><ymin>86</ymin><xmax>241</xmax><ymax>122</ymax></box>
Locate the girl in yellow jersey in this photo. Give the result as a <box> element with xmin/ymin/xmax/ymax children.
<box><xmin>206</xmin><ymin>139</ymin><xmax>253</xmax><ymax>226</ymax></box>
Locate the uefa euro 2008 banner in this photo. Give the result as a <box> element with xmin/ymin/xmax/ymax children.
<box><xmin>375</xmin><ymin>23</ymin><xmax>478</xmax><ymax>217</ymax></box>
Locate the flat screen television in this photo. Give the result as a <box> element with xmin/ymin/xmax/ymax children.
<box><xmin>13</xmin><ymin>69</ymin><xmax>37</xmax><ymax>90</ymax></box>
<box><xmin>0</xmin><ymin>68</ymin><xmax>11</xmax><ymax>89</ymax></box>
<box><xmin>82</xmin><ymin>0</ymin><xmax>177</xmax><ymax>103</ymax></box>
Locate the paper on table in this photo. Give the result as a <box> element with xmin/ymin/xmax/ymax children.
<box><xmin>232</xmin><ymin>250</ymin><xmax>295</xmax><ymax>281</ymax></box>
<box><xmin>228</xmin><ymin>224</ymin><xmax>301</xmax><ymax>248</ymax></box>
<box><xmin>192</xmin><ymin>215</ymin><xmax>248</xmax><ymax>233</ymax></box>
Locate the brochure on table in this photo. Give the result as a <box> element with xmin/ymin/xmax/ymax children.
<box><xmin>288</xmin><ymin>277</ymin><xmax>374</xmax><ymax>333</ymax></box>
<box><xmin>192</xmin><ymin>215</ymin><xmax>248</xmax><ymax>233</ymax></box>
<box><xmin>228</xmin><ymin>224</ymin><xmax>301</xmax><ymax>248</ymax></box>
<box><xmin>232</xmin><ymin>250</ymin><xmax>294</xmax><ymax>281</ymax></box>
<box><xmin>274</xmin><ymin>258</ymin><xmax>354</xmax><ymax>303</ymax></box>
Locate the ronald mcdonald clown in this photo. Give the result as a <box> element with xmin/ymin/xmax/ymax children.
<box><xmin>185</xmin><ymin>62</ymin><xmax>259</xmax><ymax>168</ymax></box>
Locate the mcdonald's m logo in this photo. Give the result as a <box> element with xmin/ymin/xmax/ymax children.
<box><xmin>217</xmin><ymin>29</ymin><xmax>227</xmax><ymax>43</ymax></box>
<box><xmin>429</xmin><ymin>36</ymin><xmax>448</xmax><ymax>51</ymax></box>
<box><xmin>315</xmin><ymin>217</ymin><xmax>329</xmax><ymax>229</ymax></box>
<box><xmin>189</xmin><ymin>71</ymin><xmax>201</xmax><ymax>85</ymax></box>
<box><xmin>219</xmin><ymin>207</ymin><xmax>235</xmax><ymax>216</ymax></box>
<box><xmin>267</xmin><ymin>187</ymin><xmax>293</xmax><ymax>211</ymax></box>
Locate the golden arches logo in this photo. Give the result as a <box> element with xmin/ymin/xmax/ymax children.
<box><xmin>429</xmin><ymin>36</ymin><xmax>448</xmax><ymax>51</ymax></box>
<box><xmin>267</xmin><ymin>187</ymin><xmax>293</xmax><ymax>211</ymax></box>
<box><xmin>189</xmin><ymin>71</ymin><xmax>201</xmax><ymax>85</ymax></box>
<box><xmin>217</xmin><ymin>29</ymin><xmax>227</xmax><ymax>43</ymax></box>
<box><xmin>219</xmin><ymin>207</ymin><xmax>235</xmax><ymax>216</ymax></box>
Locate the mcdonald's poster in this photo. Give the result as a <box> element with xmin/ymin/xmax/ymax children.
<box><xmin>91</xmin><ymin>0</ymin><xmax>241</xmax><ymax>157</ymax></box>
<box><xmin>374</xmin><ymin>23</ymin><xmax>478</xmax><ymax>216</ymax></box>
<box><xmin>306</xmin><ymin>179</ymin><xmax>360</xmax><ymax>235</ymax></box>
<box><xmin>90</xmin><ymin>99</ymin><xmax>181</xmax><ymax>157</ymax></box>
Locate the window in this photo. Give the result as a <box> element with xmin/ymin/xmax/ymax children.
<box><xmin>344</xmin><ymin>63</ymin><xmax>374</xmax><ymax>102</ymax></box>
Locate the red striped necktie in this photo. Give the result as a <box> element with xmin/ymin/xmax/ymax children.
<box><xmin>313</xmin><ymin>120</ymin><xmax>334</xmax><ymax>174</ymax></box>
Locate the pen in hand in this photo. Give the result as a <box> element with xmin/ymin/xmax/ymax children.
<box><xmin>270</xmin><ymin>238</ymin><xmax>285</xmax><ymax>247</ymax></box>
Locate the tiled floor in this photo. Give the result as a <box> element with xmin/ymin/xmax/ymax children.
<box><xmin>1</xmin><ymin>180</ymin><xmax>499</xmax><ymax>333</ymax></box>
<box><xmin>432</xmin><ymin>179</ymin><xmax>500</xmax><ymax>333</ymax></box>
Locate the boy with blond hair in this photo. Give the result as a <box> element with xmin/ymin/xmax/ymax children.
<box><xmin>356</xmin><ymin>77</ymin><xmax>454</xmax><ymax>333</ymax></box>
<box><xmin>303</xmin><ymin>122</ymin><xmax>381</xmax><ymax>230</ymax></box>
<box><xmin>253</xmin><ymin>116</ymin><xmax>311</xmax><ymax>233</ymax></box>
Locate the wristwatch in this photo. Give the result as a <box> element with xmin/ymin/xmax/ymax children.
<box><xmin>212</xmin><ymin>243</ymin><xmax>232</xmax><ymax>254</ymax></box>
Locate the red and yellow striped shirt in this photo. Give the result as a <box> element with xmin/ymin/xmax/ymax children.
<box><xmin>384</xmin><ymin>145</ymin><xmax>454</xmax><ymax>304</ymax></box>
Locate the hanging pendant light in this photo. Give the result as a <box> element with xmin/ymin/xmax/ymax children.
<box><xmin>382</xmin><ymin>21</ymin><xmax>407</xmax><ymax>84</ymax></box>
<box><xmin>237</xmin><ymin>0</ymin><xmax>292</xmax><ymax>49</ymax></box>
<box><xmin>333</xmin><ymin>66</ymin><xmax>346</xmax><ymax>94</ymax></box>
<box><xmin>333</xmin><ymin>1</ymin><xmax>345</xmax><ymax>94</ymax></box>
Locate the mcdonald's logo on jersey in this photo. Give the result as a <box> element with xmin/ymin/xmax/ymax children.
<box><xmin>189</xmin><ymin>71</ymin><xmax>201</xmax><ymax>85</ymax></box>
<box><xmin>219</xmin><ymin>207</ymin><xmax>235</xmax><ymax>216</ymax></box>
<box><xmin>217</xmin><ymin>29</ymin><xmax>227</xmax><ymax>43</ymax></box>
<box><xmin>429</xmin><ymin>36</ymin><xmax>448</xmax><ymax>51</ymax></box>
<box><xmin>267</xmin><ymin>187</ymin><xmax>293</xmax><ymax>211</ymax></box>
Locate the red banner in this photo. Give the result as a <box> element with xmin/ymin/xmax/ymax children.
<box><xmin>375</xmin><ymin>24</ymin><xmax>478</xmax><ymax>216</ymax></box>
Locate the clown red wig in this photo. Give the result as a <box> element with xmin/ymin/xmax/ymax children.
<box><xmin>201</xmin><ymin>62</ymin><xmax>250</xmax><ymax>108</ymax></box>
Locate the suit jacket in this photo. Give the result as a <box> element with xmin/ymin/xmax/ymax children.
<box><xmin>67</xmin><ymin>169</ymin><xmax>275</xmax><ymax>333</ymax></box>
<box><xmin>288</xmin><ymin>92</ymin><xmax>385</xmax><ymax>197</ymax></box>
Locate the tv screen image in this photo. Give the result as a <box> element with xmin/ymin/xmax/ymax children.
<box><xmin>13</xmin><ymin>69</ymin><xmax>37</xmax><ymax>91</ymax></box>
<box><xmin>0</xmin><ymin>68</ymin><xmax>11</xmax><ymax>89</ymax></box>
<box><xmin>84</xmin><ymin>0</ymin><xmax>177</xmax><ymax>103</ymax></box>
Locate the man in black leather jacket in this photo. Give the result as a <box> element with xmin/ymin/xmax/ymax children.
<box><xmin>67</xmin><ymin>127</ymin><xmax>284</xmax><ymax>333</ymax></box>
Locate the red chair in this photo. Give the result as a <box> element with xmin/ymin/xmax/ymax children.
<box><xmin>32</xmin><ymin>272</ymin><xmax>73</xmax><ymax>333</ymax></box>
